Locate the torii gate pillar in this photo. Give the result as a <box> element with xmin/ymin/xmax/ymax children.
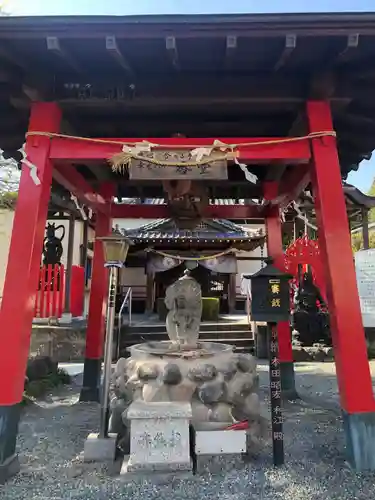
<box><xmin>0</xmin><ymin>103</ymin><xmax>61</xmax><ymax>483</ymax></box>
<box><xmin>80</xmin><ymin>188</ymin><xmax>113</xmax><ymax>403</ymax></box>
<box><xmin>307</xmin><ymin>100</ymin><xmax>375</xmax><ymax>471</ymax></box>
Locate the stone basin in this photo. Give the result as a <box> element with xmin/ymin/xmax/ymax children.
<box><xmin>109</xmin><ymin>271</ymin><xmax>262</xmax><ymax>454</ymax></box>
<box><xmin>127</xmin><ymin>340</ymin><xmax>234</xmax><ymax>359</ymax></box>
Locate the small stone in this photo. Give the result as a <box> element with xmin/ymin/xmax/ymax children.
<box><xmin>191</xmin><ymin>400</ymin><xmax>210</xmax><ymax>423</ymax></box>
<box><xmin>208</xmin><ymin>403</ymin><xmax>233</xmax><ymax>423</ymax></box>
<box><xmin>115</xmin><ymin>357</ymin><xmax>127</xmax><ymax>377</ymax></box>
<box><xmin>311</xmin><ymin>348</ymin><xmax>327</xmax><ymax>362</ymax></box>
<box><xmin>109</xmin><ymin>398</ymin><xmax>129</xmax><ymax>434</ymax></box>
<box><xmin>162</xmin><ymin>363</ymin><xmax>182</xmax><ymax>385</ymax></box>
<box><xmin>322</xmin><ymin>347</ymin><xmax>334</xmax><ymax>359</ymax></box>
<box><xmin>26</xmin><ymin>356</ymin><xmax>58</xmax><ymax>381</ymax></box>
<box><xmin>117</xmin><ymin>427</ymin><xmax>130</xmax><ymax>454</ymax></box>
<box><xmin>168</xmin><ymin>379</ymin><xmax>196</xmax><ymax>401</ymax></box>
<box><xmin>253</xmin><ymin>374</ymin><xmax>260</xmax><ymax>391</ymax></box>
<box><xmin>235</xmin><ymin>354</ymin><xmax>256</xmax><ymax>373</ymax></box>
<box><xmin>243</xmin><ymin>392</ymin><xmax>260</xmax><ymax>418</ymax></box>
<box><xmin>226</xmin><ymin>372</ymin><xmax>255</xmax><ymax>404</ymax></box>
<box><xmin>115</xmin><ymin>375</ymin><xmax>129</xmax><ymax>397</ymax></box>
<box><xmin>198</xmin><ymin>379</ymin><xmax>225</xmax><ymax>404</ymax></box>
<box><xmin>137</xmin><ymin>362</ymin><xmax>160</xmax><ymax>381</ymax></box>
<box><xmin>188</xmin><ymin>363</ymin><xmax>218</xmax><ymax>383</ymax></box>
<box><xmin>292</xmin><ymin>347</ymin><xmax>312</xmax><ymax>362</ymax></box>
<box><xmin>304</xmin><ymin>346</ymin><xmax>328</xmax><ymax>362</ymax></box>
<box><xmin>142</xmin><ymin>382</ymin><xmax>170</xmax><ymax>402</ymax></box>
<box><xmin>217</xmin><ymin>360</ymin><xmax>238</xmax><ymax>381</ymax></box>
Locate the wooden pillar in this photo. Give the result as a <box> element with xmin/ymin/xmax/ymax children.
<box><xmin>145</xmin><ymin>272</ymin><xmax>154</xmax><ymax>315</ymax></box>
<box><xmin>228</xmin><ymin>273</ymin><xmax>237</xmax><ymax>314</ymax></box>
<box><xmin>64</xmin><ymin>213</ymin><xmax>75</xmax><ymax>314</ymax></box>
<box><xmin>362</xmin><ymin>209</ymin><xmax>370</xmax><ymax>250</ymax></box>
<box><xmin>80</xmin><ymin>218</ymin><xmax>89</xmax><ymax>271</ymax></box>
<box><xmin>0</xmin><ymin>103</ymin><xmax>61</xmax><ymax>483</ymax></box>
<box><xmin>264</xmin><ymin>181</ymin><xmax>297</xmax><ymax>400</ymax></box>
<box><xmin>79</xmin><ymin>193</ymin><xmax>113</xmax><ymax>402</ymax></box>
<box><xmin>307</xmin><ymin>100</ymin><xmax>375</xmax><ymax>470</ymax></box>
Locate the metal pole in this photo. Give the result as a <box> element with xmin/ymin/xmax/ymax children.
<box><xmin>99</xmin><ymin>265</ymin><xmax>118</xmax><ymax>438</ymax></box>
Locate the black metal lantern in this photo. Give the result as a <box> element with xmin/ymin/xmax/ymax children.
<box><xmin>244</xmin><ymin>258</ymin><xmax>293</xmax><ymax>323</ymax></box>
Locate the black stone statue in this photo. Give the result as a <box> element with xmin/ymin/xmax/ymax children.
<box><xmin>292</xmin><ymin>272</ymin><xmax>331</xmax><ymax>345</ymax></box>
<box><xmin>42</xmin><ymin>223</ymin><xmax>65</xmax><ymax>266</ymax></box>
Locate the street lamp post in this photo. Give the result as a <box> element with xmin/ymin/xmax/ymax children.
<box><xmin>97</xmin><ymin>235</ymin><xmax>132</xmax><ymax>439</ymax></box>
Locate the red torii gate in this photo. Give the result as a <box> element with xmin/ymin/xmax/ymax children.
<box><xmin>0</xmin><ymin>100</ymin><xmax>373</xmax><ymax>477</ymax></box>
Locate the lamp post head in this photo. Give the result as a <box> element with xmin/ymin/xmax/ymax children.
<box><xmin>96</xmin><ymin>235</ymin><xmax>133</xmax><ymax>268</ymax></box>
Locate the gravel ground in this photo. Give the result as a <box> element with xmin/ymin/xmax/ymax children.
<box><xmin>1</xmin><ymin>363</ymin><xmax>375</xmax><ymax>500</ymax></box>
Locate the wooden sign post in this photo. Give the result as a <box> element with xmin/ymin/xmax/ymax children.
<box><xmin>245</xmin><ymin>258</ymin><xmax>292</xmax><ymax>467</ymax></box>
<box><xmin>268</xmin><ymin>321</ymin><xmax>284</xmax><ymax>466</ymax></box>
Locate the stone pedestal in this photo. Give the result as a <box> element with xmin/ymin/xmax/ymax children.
<box><xmin>126</xmin><ymin>401</ymin><xmax>192</xmax><ymax>473</ymax></box>
<box><xmin>83</xmin><ymin>433</ymin><xmax>118</xmax><ymax>462</ymax></box>
<box><xmin>343</xmin><ymin>410</ymin><xmax>375</xmax><ymax>471</ymax></box>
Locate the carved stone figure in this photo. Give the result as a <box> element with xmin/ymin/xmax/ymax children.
<box><xmin>109</xmin><ymin>268</ymin><xmax>263</xmax><ymax>453</ymax></box>
<box><xmin>165</xmin><ymin>270</ymin><xmax>202</xmax><ymax>349</ymax></box>
<box><xmin>292</xmin><ymin>272</ymin><xmax>331</xmax><ymax>345</ymax></box>
<box><xmin>43</xmin><ymin>223</ymin><xmax>65</xmax><ymax>266</ymax></box>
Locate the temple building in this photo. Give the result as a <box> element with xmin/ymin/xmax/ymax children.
<box><xmin>116</xmin><ymin>214</ymin><xmax>265</xmax><ymax>314</ymax></box>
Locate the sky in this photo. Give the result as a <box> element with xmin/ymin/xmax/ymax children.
<box><xmin>3</xmin><ymin>0</ymin><xmax>375</xmax><ymax>192</ymax></box>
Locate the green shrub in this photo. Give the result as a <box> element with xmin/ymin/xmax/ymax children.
<box><xmin>202</xmin><ymin>297</ymin><xmax>219</xmax><ymax>321</ymax></box>
<box><xmin>24</xmin><ymin>368</ymin><xmax>71</xmax><ymax>400</ymax></box>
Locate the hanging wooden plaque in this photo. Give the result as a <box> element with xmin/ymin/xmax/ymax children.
<box><xmin>129</xmin><ymin>150</ymin><xmax>228</xmax><ymax>180</ymax></box>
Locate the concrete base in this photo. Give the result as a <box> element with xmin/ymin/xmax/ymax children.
<box><xmin>120</xmin><ymin>456</ymin><xmax>193</xmax><ymax>482</ymax></box>
<box><xmin>125</xmin><ymin>458</ymin><xmax>192</xmax><ymax>474</ymax></box>
<box><xmin>59</xmin><ymin>313</ymin><xmax>73</xmax><ymax>325</ymax></box>
<box><xmin>83</xmin><ymin>433</ymin><xmax>117</xmax><ymax>462</ymax></box>
<box><xmin>342</xmin><ymin>411</ymin><xmax>375</xmax><ymax>471</ymax></box>
<box><xmin>0</xmin><ymin>454</ymin><xmax>20</xmax><ymax>485</ymax></box>
<box><xmin>280</xmin><ymin>361</ymin><xmax>299</xmax><ymax>400</ymax></box>
<box><xmin>0</xmin><ymin>403</ymin><xmax>21</xmax><ymax>484</ymax></box>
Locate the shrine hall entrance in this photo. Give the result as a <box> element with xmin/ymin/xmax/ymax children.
<box><xmin>154</xmin><ymin>263</ymin><xmax>230</xmax><ymax>314</ymax></box>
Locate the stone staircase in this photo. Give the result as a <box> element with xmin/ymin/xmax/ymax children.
<box><xmin>117</xmin><ymin>318</ymin><xmax>255</xmax><ymax>358</ymax></box>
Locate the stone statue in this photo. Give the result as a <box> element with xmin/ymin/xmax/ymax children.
<box><xmin>109</xmin><ymin>269</ymin><xmax>263</xmax><ymax>454</ymax></box>
<box><xmin>165</xmin><ymin>270</ymin><xmax>202</xmax><ymax>349</ymax></box>
<box><xmin>292</xmin><ymin>272</ymin><xmax>331</xmax><ymax>345</ymax></box>
<box><xmin>43</xmin><ymin>223</ymin><xmax>65</xmax><ymax>266</ymax></box>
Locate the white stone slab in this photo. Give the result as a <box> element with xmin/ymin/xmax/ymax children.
<box><xmin>195</xmin><ymin>429</ymin><xmax>247</xmax><ymax>455</ymax></box>
<box><xmin>127</xmin><ymin>401</ymin><xmax>192</xmax><ymax>473</ymax></box>
<box><xmin>355</xmin><ymin>249</ymin><xmax>375</xmax><ymax>327</ymax></box>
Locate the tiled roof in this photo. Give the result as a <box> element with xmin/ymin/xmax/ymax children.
<box><xmin>122</xmin><ymin>218</ymin><xmax>263</xmax><ymax>242</ymax></box>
